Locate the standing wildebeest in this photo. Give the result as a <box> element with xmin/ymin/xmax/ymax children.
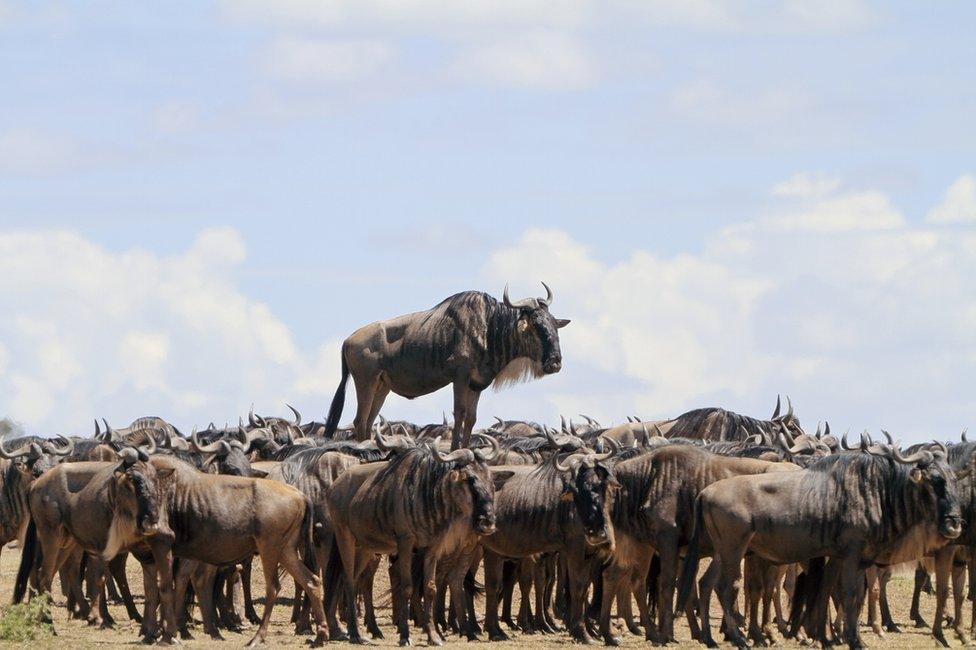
<box><xmin>659</xmin><ymin>395</ymin><xmax>804</xmax><ymax>442</ymax></box>
<box><xmin>600</xmin><ymin>444</ymin><xmax>798</xmax><ymax>646</ymax></box>
<box><xmin>323</xmin><ymin>285</ymin><xmax>569</xmax><ymax>449</ymax></box>
<box><xmin>482</xmin><ymin>449</ymin><xmax>618</xmax><ymax>643</ymax></box>
<box><xmin>326</xmin><ymin>433</ymin><xmax>500</xmax><ymax>645</ymax></box>
<box><xmin>680</xmin><ymin>443</ymin><xmax>962</xmax><ymax>648</ymax></box>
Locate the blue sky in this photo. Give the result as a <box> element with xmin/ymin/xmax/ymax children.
<box><xmin>1</xmin><ymin>1</ymin><xmax>974</xmax><ymax>442</ymax></box>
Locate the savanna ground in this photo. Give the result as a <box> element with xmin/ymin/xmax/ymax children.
<box><xmin>0</xmin><ymin>543</ymin><xmax>961</xmax><ymax>648</ymax></box>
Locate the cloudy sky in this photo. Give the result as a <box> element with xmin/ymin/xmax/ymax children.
<box><xmin>1</xmin><ymin>1</ymin><xmax>974</xmax><ymax>442</ymax></box>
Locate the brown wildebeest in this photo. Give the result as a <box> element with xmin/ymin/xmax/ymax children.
<box><xmin>323</xmin><ymin>285</ymin><xmax>569</xmax><ymax>449</ymax></box>
<box><xmin>326</xmin><ymin>432</ymin><xmax>500</xmax><ymax>645</ymax></box>
<box><xmin>679</xmin><ymin>441</ymin><xmax>962</xmax><ymax>649</ymax></box>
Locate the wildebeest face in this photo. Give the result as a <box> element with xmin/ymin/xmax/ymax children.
<box><xmin>113</xmin><ymin>461</ymin><xmax>170</xmax><ymax>537</ymax></box>
<box><xmin>204</xmin><ymin>444</ymin><xmax>254</xmax><ymax>477</ymax></box>
<box><xmin>915</xmin><ymin>460</ymin><xmax>963</xmax><ymax>539</ymax></box>
<box><xmin>450</xmin><ymin>463</ymin><xmax>497</xmax><ymax>535</ymax></box>
<box><xmin>567</xmin><ymin>463</ymin><xmax>618</xmax><ymax>549</ymax></box>
<box><xmin>518</xmin><ymin>305</ymin><xmax>569</xmax><ymax>375</ymax></box>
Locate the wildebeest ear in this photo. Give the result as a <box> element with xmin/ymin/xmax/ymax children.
<box><xmin>156</xmin><ymin>467</ymin><xmax>175</xmax><ymax>479</ymax></box>
<box><xmin>492</xmin><ymin>470</ymin><xmax>515</xmax><ymax>492</ymax></box>
<box><xmin>555</xmin><ymin>319</ymin><xmax>571</xmax><ymax>329</ymax></box>
<box><xmin>250</xmin><ymin>468</ymin><xmax>269</xmax><ymax>478</ymax></box>
<box><xmin>909</xmin><ymin>467</ymin><xmax>926</xmax><ymax>484</ymax></box>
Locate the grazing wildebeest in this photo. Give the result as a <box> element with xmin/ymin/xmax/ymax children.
<box><xmin>326</xmin><ymin>432</ymin><xmax>500</xmax><ymax>645</ymax></box>
<box><xmin>323</xmin><ymin>285</ymin><xmax>569</xmax><ymax>449</ymax></box>
<box><xmin>482</xmin><ymin>448</ymin><xmax>618</xmax><ymax>642</ymax></box>
<box><xmin>680</xmin><ymin>441</ymin><xmax>962</xmax><ymax>648</ymax></box>
<box><xmin>600</xmin><ymin>444</ymin><xmax>797</xmax><ymax>646</ymax></box>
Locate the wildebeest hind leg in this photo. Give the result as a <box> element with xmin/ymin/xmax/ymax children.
<box><xmin>279</xmin><ymin>547</ymin><xmax>329</xmax><ymax>647</ymax></box>
<box><xmin>352</xmin><ymin>371</ymin><xmax>386</xmax><ymax>442</ymax></box>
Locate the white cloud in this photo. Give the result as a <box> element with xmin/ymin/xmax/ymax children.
<box><xmin>455</xmin><ymin>31</ymin><xmax>594</xmax><ymax>90</ymax></box>
<box><xmin>479</xmin><ymin>174</ymin><xmax>976</xmax><ymax>440</ymax></box>
<box><xmin>262</xmin><ymin>37</ymin><xmax>393</xmax><ymax>83</ymax></box>
<box><xmin>0</xmin><ymin>228</ymin><xmax>341</xmax><ymax>433</ymax></box>
<box><xmin>771</xmin><ymin>172</ymin><xmax>842</xmax><ymax>199</ymax></box>
<box><xmin>926</xmin><ymin>173</ymin><xmax>976</xmax><ymax>224</ymax></box>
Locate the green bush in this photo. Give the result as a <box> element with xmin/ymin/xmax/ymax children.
<box><xmin>0</xmin><ymin>595</ymin><xmax>53</xmax><ymax>642</ymax></box>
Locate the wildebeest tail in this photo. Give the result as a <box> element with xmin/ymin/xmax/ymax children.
<box><xmin>464</xmin><ymin>569</ymin><xmax>484</xmax><ymax>598</ymax></box>
<box><xmin>323</xmin><ymin>347</ymin><xmax>349</xmax><ymax>439</ymax></box>
<box><xmin>788</xmin><ymin>556</ymin><xmax>824</xmax><ymax>639</ymax></box>
<box><xmin>14</xmin><ymin>518</ymin><xmax>38</xmax><ymax>604</ymax></box>
<box><xmin>676</xmin><ymin>495</ymin><xmax>703</xmax><ymax>612</ymax></box>
<box><xmin>301</xmin><ymin>499</ymin><xmax>319</xmax><ymax>575</ymax></box>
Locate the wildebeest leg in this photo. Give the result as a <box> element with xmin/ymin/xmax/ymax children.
<box><xmin>140</xmin><ymin>560</ymin><xmax>161</xmax><ymax>643</ymax></box>
<box><xmin>598</xmin><ymin>556</ymin><xmax>625</xmax><ymax>645</ymax></box>
<box><xmin>277</xmin><ymin>545</ymin><xmax>329</xmax><ymax>647</ymax></box>
<box><xmin>450</xmin><ymin>379</ymin><xmax>480</xmax><ymax>450</ymax></box>
<box><xmin>247</xmin><ymin>551</ymin><xmax>283</xmax><ymax>647</ymax></box>
<box><xmin>932</xmin><ymin>545</ymin><xmax>954</xmax><ymax>647</ymax></box>
<box><xmin>548</xmin><ymin>554</ymin><xmax>564</xmax><ymax>630</ymax></box>
<box><xmin>240</xmin><ymin>558</ymin><xmax>261</xmax><ymax>625</ymax></box>
<box><xmin>109</xmin><ymin>553</ymin><xmax>142</xmax><ymax>623</ymax></box>
<box><xmin>394</xmin><ymin>538</ymin><xmax>416</xmax><ymax>646</ymax></box>
<box><xmin>537</xmin><ymin>557</ymin><xmax>560</xmax><ymax>632</ymax></box>
<box><xmin>424</xmin><ymin>549</ymin><xmax>444</xmax><ymax>645</ymax></box>
<box><xmin>743</xmin><ymin>556</ymin><xmax>766</xmax><ymax>646</ymax></box>
<box><xmin>501</xmin><ymin>559</ymin><xmax>521</xmax><ymax>631</ymax></box>
<box><xmin>865</xmin><ymin>565</ymin><xmax>882</xmax><ymax>637</ymax></box>
<box><xmin>194</xmin><ymin>563</ymin><xmax>225</xmax><ymax>640</ymax></box>
<box><xmin>360</xmin><ymin>555</ymin><xmax>383</xmax><ymax>639</ymax></box>
<box><xmin>952</xmin><ymin>557</ymin><xmax>967</xmax><ymax>643</ymax></box>
<box><xmin>837</xmin><ymin>555</ymin><xmax>867</xmax><ymax>650</ymax></box>
<box><xmin>565</xmin><ymin>550</ymin><xmax>593</xmax><ymax>643</ymax></box>
<box><xmin>333</xmin><ymin>527</ymin><xmax>365</xmax><ymax>643</ymax></box>
<box><xmin>655</xmin><ymin>538</ymin><xmax>681</xmax><ymax>644</ymax></box>
<box><xmin>172</xmin><ymin>559</ymin><xmax>194</xmax><ymax>640</ymax></box>
<box><xmin>150</xmin><ymin>540</ymin><xmax>178</xmax><ymax>646</ymax></box>
<box><xmin>63</xmin><ymin>549</ymin><xmax>91</xmax><ymax>620</ymax></box>
<box><xmin>877</xmin><ymin>566</ymin><xmax>898</xmax><ymax>633</ymax></box>
<box><xmin>484</xmin><ymin>551</ymin><xmax>509</xmax><ymax>641</ymax></box>
<box><xmin>760</xmin><ymin>562</ymin><xmax>783</xmax><ymax>644</ymax></box>
<box><xmin>352</xmin><ymin>370</ymin><xmax>386</xmax><ymax>442</ymax></box>
<box><xmin>715</xmin><ymin>540</ymin><xmax>752</xmax><ymax>648</ymax></box>
<box><xmin>695</xmin><ymin>559</ymin><xmax>719</xmax><ymax>647</ymax></box>
<box><xmin>516</xmin><ymin>558</ymin><xmax>534</xmax><ymax>633</ymax></box>
<box><xmin>911</xmin><ymin>563</ymin><xmax>930</xmax><ymax>627</ymax></box>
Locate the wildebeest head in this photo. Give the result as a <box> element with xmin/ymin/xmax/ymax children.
<box><xmin>872</xmin><ymin>441</ymin><xmax>963</xmax><ymax>539</ymax></box>
<box><xmin>503</xmin><ymin>282</ymin><xmax>569</xmax><ymax>376</ymax></box>
<box><xmin>0</xmin><ymin>435</ymin><xmax>73</xmax><ymax>478</ymax></box>
<box><xmin>430</xmin><ymin>434</ymin><xmax>500</xmax><ymax>535</ymax></box>
<box><xmin>190</xmin><ymin>426</ymin><xmax>256</xmax><ymax>476</ymax></box>
<box><xmin>770</xmin><ymin>395</ymin><xmax>805</xmax><ymax>441</ymax></box>
<box><xmin>111</xmin><ymin>438</ymin><xmax>169</xmax><ymax>537</ymax></box>
<box><xmin>556</xmin><ymin>450</ymin><xmax>619</xmax><ymax>549</ymax></box>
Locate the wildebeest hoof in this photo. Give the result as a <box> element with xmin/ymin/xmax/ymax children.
<box><xmin>913</xmin><ymin>618</ymin><xmax>929</xmax><ymax>629</ymax></box>
<box><xmin>489</xmin><ymin>631</ymin><xmax>510</xmax><ymax>642</ymax></box>
<box><xmin>396</xmin><ymin>638</ymin><xmax>409</xmax><ymax>646</ymax></box>
<box><xmin>603</xmin><ymin>635</ymin><xmax>621</xmax><ymax>646</ymax></box>
<box><xmin>885</xmin><ymin>624</ymin><xmax>901</xmax><ymax>633</ymax></box>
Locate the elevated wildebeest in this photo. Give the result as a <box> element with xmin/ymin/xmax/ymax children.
<box><xmin>482</xmin><ymin>448</ymin><xmax>618</xmax><ymax>643</ymax></box>
<box><xmin>323</xmin><ymin>285</ymin><xmax>569</xmax><ymax>449</ymax></box>
<box><xmin>326</xmin><ymin>432</ymin><xmax>500</xmax><ymax>645</ymax></box>
<box><xmin>679</xmin><ymin>442</ymin><xmax>962</xmax><ymax>649</ymax></box>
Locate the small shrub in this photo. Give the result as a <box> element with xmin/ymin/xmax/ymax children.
<box><xmin>0</xmin><ymin>594</ymin><xmax>53</xmax><ymax>642</ymax></box>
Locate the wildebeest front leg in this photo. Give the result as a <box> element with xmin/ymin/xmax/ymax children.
<box><xmin>910</xmin><ymin>563</ymin><xmax>929</xmax><ymax>627</ymax></box>
<box><xmin>150</xmin><ymin>541</ymin><xmax>179</xmax><ymax>645</ymax></box>
<box><xmin>450</xmin><ymin>378</ymin><xmax>480</xmax><ymax>450</ymax></box>
<box><xmin>483</xmin><ymin>551</ymin><xmax>508</xmax><ymax>641</ymax></box>
<box><xmin>952</xmin><ymin>557</ymin><xmax>967</xmax><ymax>643</ymax></box>
<box><xmin>422</xmin><ymin>552</ymin><xmax>444</xmax><ymax>646</ymax></box>
<box><xmin>395</xmin><ymin>538</ymin><xmax>415</xmax><ymax>645</ymax></box>
<box><xmin>932</xmin><ymin>545</ymin><xmax>954</xmax><ymax>647</ymax></box>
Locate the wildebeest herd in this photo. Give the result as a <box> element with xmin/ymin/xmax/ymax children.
<box><xmin>0</xmin><ymin>286</ymin><xmax>972</xmax><ymax>649</ymax></box>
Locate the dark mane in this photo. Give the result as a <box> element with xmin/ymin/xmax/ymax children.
<box><xmin>666</xmin><ymin>407</ymin><xmax>779</xmax><ymax>442</ymax></box>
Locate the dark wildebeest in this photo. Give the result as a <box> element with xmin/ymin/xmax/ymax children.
<box><xmin>658</xmin><ymin>395</ymin><xmax>804</xmax><ymax>443</ymax></box>
<box><xmin>0</xmin><ymin>435</ymin><xmax>74</xmax><ymax>563</ymax></box>
<box><xmin>482</xmin><ymin>448</ymin><xmax>618</xmax><ymax>643</ymax></box>
<box><xmin>680</xmin><ymin>442</ymin><xmax>962</xmax><ymax>649</ymax></box>
<box><xmin>323</xmin><ymin>285</ymin><xmax>569</xmax><ymax>449</ymax></box>
<box><xmin>600</xmin><ymin>444</ymin><xmax>797</xmax><ymax>646</ymax></box>
<box><xmin>326</xmin><ymin>432</ymin><xmax>500</xmax><ymax>645</ymax></box>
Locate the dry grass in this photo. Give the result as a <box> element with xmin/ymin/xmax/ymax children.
<box><xmin>0</xmin><ymin>544</ymin><xmax>962</xmax><ymax>648</ymax></box>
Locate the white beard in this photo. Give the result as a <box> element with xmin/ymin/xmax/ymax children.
<box><xmin>102</xmin><ymin>511</ymin><xmax>138</xmax><ymax>560</ymax></box>
<box><xmin>493</xmin><ymin>357</ymin><xmax>544</xmax><ymax>391</ymax></box>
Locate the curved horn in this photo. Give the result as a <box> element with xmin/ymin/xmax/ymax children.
<box><xmin>841</xmin><ymin>430</ymin><xmax>855</xmax><ymax>451</ymax></box>
<box><xmin>560</xmin><ymin>416</ymin><xmax>569</xmax><ymax>433</ymax></box>
<box><xmin>555</xmin><ymin>451</ymin><xmax>588</xmax><ymax>473</ymax></box>
<box><xmin>136</xmin><ymin>431</ymin><xmax>156</xmax><ymax>461</ymax></box>
<box><xmin>116</xmin><ymin>446</ymin><xmax>140</xmax><ymax>467</ymax></box>
<box><xmin>0</xmin><ymin>436</ymin><xmax>32</xmax><ymax>459</ymax></box>
<box><xmin>890</xmin><ymin>446</ymin><xmax>934</xmax><ymax>465</ymax></box>
<box><xmin>747</xmin><ymin>434</ymin><xmax>764</xmax><ymax>446</ymax></box>
<box><xmin>50</xmin><ymin>435</ymin><xmax>75</xmax><ymax>457</ymax></box>
<box><xmin>190</xmin><ymin>428</ymin><xmax>225</xmax><ymax>454</ymax></box>
<box><xmin>881</xmin><ymin>429</ymin><xmax>894</xmax><ymax>446</ymax></box>
<box><xmin>227</xmin><ymin>426</ymin><xmax>248</xmax><ymax>451</ymax></box>
<box><xmin>443</xmin><ymin>412</ymin><xmax>449</xmax><ymax>426</ymax></box>
<box><xmin>785</xmin><ymin>396</ymin><xmax>794</xmax><ymax>419</ymax></box>
<box><xmin>540</xmin><ymin>281</ymin><xmax>553</xmax><ymax>307</ymax></box>
<box><xmin>772</xmin><ymin>395</ymin><xmax>782</xmax><ymax>419</ymax></box>
<box><xmin>824</xmin><ymin>421</ymin><xmax>830</xmax><ymax>438</ymax></box>
<box><xmin>472</xmin><ymin>433</ymin><xmax>500</xmax><ymax>462</ymax></box>
<box><xmin>248</xmin><ymin>405</ymin><xmax>259</xmax><ymax>428</ymax></box>
<box><xmin>544</xmin><ymin>426</ymin><xmax>559</xmax><ymax>447</ymax></box>
<box><xmin>428</xmin><ymin>437</ymin><xmax>474</xmax><ymax>464</ymax></box>
<box><xmin>580</xmin><ymin>414</ymin><xmax>599</xmax><ymax>427</ymax></box>
<box><xmin>94</xmin><ymin>418</ymin><xmax>101</xmax><ymax>439</ymax></box>
<box><xmin>859</xmin><ymin>431</ymin><xmax>870</xmax><ymax>451</ymax></box>
<box><xmin>103</xmin><ymin>419</ymin><xmax>122</xmax><ymax>442</ymax></box>
<box><xmin>494</xmin><ymin>416</ymin><xmax>505</xmax><ymax>428</ymax></box>
<box><xmin>963</xmin><ymin>429</ymin><xmax>969</xmax><ymax>443</ymax></box>
<box><xmin>502</xmin><ymin>283</ymin><xmax>538</xmax><ymax>310</ymax></box>
<box><xmin>286</xmin><ymin>403</ymin><xmax>302</xmax><ymax>426</ymax></box>
<box><xmin>599</xmin><ymin>436</ymin><xmax>622</xmax><ymax>454</ymax></box>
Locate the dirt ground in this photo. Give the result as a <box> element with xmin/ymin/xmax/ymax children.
<box><xmin>0</xmin><ymin>544</ymin><xmax>963</xmax><ymax>648</ymax></box>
